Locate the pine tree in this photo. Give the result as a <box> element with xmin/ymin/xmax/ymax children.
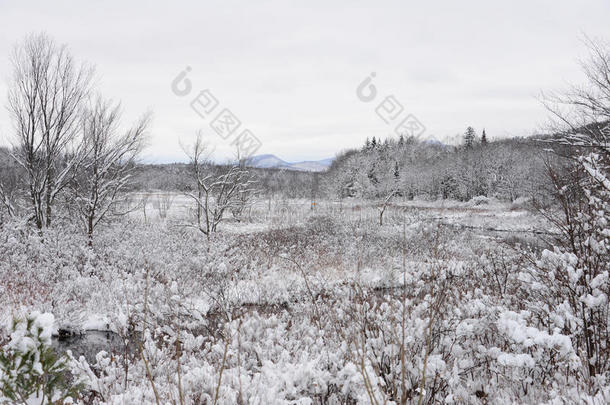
<box><xmin>364</xmin><ymin>137</ymin><xmax>371</xmax><ymax>150</ymax></box>
<box><xmin>481</xmin><ymin>129</ymin><xmax>488</xmax><ymax>145</ymax></box>
<box><xmin>464</xmin><ymin>126</ymin><xmax>476</xmax><ymax>148</ymax></box>
<box><xmin>398</xmin><ymin>134</ymin><xmax>405</xmax><ymax>147</ymax></box>
<box><xmin>440</xmin><ymin>172</ymin><xmax>458</xmax><ymax>199</ymax></box>
<box><xmin>371</xmin><ymin>137</ymin><xmax>377</xmax><ymax>149</ymax></box>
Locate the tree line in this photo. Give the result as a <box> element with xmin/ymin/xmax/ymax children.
<box><xmin>322</xmin><ymin>129</ymin><xmax>563</xmax><ymax>203</ymax></box>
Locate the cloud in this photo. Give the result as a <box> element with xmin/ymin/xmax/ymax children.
<box><xmin>0</xmin><ymin>0</ymin><xmax>609</xmax><ymax>161</ymax></box>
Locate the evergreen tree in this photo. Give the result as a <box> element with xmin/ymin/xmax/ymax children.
<box><xmin>481</xmin><ymin>129</ymin><xmax>488</xmax><ymax>145</ymax></box>
<box><xmin>439</xmin><ymin>172</ymin><xmax>458</xmax><ymax>199</ymax></box>
<box><xmin>364</xmin><ymin>137</ymin><xmax>371</xmax><ymax>150</ymax></box>
<box><xmin>398</xmin><ymin>134</ymin><xmax>405</xmax><ymax>147</ymax></box>
<box><xmin>463</xmin><ymin>126</ymin><xmax>476</xmax><ymax>148</ymax></box>
<box><xmin>371</xmin><ymin>137</ymin><xmax>377</xmax><ymax>149</ymax></box>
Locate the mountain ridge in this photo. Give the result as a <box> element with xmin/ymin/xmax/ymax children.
<box><xmin>245</xmin><ymin>154</ymin><xmax>333</xmax><ymax>172</ymax></box>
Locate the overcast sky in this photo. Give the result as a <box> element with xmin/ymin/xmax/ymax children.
<box><xmin>1</xmin><ymin>0</ymin><xmax>609</xmax><ymax>163</ymax></box>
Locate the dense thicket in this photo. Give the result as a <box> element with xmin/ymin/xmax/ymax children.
<box><xmin>130</xmin><ymin>163</ymin><xmax>320</xmax><ymax>199</ymax></box>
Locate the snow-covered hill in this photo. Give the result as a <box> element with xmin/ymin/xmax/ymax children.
<box><xmin>245</xmin><ymin>154</ymin><xmax>333</xmax><ymax>172</ymax></box>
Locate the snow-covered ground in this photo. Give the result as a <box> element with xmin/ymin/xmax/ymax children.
<box><xmin>0</xmin><ymin>198</ymin><xmax>604</xmax><ymax>404</ymax></box>
<box><xmin>131</xmin><ymin>192</ymin><xmax>548</xmax><ymax>233</ymax></box>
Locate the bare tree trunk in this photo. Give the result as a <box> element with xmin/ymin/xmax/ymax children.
<box><xmin>45</xmin><ymin>166</ymin><xmax>53</xmax><ymax>227</ymax></box>
<box><xmin>378</xmin><ymin>190</ymin><xmax>396</xmax><ymax>226</ymax></box>
<box><xmin>87</xmin><ymin>215</ymin><xmax>94</xmax><ymax>246</ymax></box>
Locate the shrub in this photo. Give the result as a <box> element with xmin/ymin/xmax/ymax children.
<box><xmin>0</xmin><ymin>312</ymin><xmax>83</xmax><ymax>404</ymax></box>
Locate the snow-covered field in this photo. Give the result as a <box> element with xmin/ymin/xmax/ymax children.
<box><xmin>3</xmin><ymin>197</ymin><xmax>604</xmax><ymax>404</ymax></box>
<box><xmin>132</xmin><ymin>192</ymin><xmax>548</xmax><ymax>233</ymax></box>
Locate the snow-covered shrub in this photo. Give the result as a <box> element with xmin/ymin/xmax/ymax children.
<box><xmin>0</xmin><ymin>312</ymin><xmax>83</xmax><ymax>404</ymax></box>
<box><xmin>510</xmin><ymin>196</ymin><xmax>532</xmax><ymax>210</ymax></box>
<box><xmin>531</xmin><ymin>153</ymin><xmax>610</xmax><ymax>391</ymax></box>
<box><xmin>319</xmin><ymin>224</ymin><xmax>590</xmax><ymax>404</ymax></box>
<box><xmin>538</xmin><ymin>38</ymin><xmax>610</xmax><ymax>394</ymax></box>
<box><xmin>0</xmin><ymin>193</ymin><xmax>605</xmax><ymax>403</ymax></box>
<box><xmin>469</xmin><ymin>195</ymin><xmax>490</xmax><ymax>206</ymax></box>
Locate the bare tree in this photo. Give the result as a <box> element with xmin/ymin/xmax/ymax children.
<box><xmin>0</xmin><ymin>147</ymin><xmax>20</xmax><ymax>219</ymax></box>
<box><xmin>378</xmin><ymin>189</ymin><xmax>397</xmax><ymax>226</ymax></box>
<box><xmin>7</xmin><ymin>33</ymin><xmax>94</xmax><ymax>229</ymax></box>
<box><xmin>152</xmin><ymin>192</ymin><xmax>175</xmax><ymax>220</ymax></box>
<box><xmin>138</xmin><ymin>192</ymin><xmax>151</xmax><ymax>223</ymax></box>
<box><xmin>0</xmin><ymin>184</ymin><xmax>13</xmax><ymax>219</ymax></box>
<box><xmin>183</xmin><ymin>134</ymin><xmax>257</xmax><ymax>237</ymax></box>
<box><xmin>543</xmin><ymin>37</ymin><xmax>609</xmax><ymax>153</ymax></box>
<box><xmin>539</xmin><ymin>37</ymin><xmax>610</xmax><ymax>383</ymax></box>
<box><xmin>0</xmin><ymin>175</ymin><xmax>20</xmax><ymax>220</ymax></box>
<box><xmin>71</xmin><ymin>96</ymin><xmax>150</xmax><ymax>243</ymax></box>
<box><xmin>230</xmin><ymin>154</ymin><xmax>258</xmax><ymax>222</ymax></box>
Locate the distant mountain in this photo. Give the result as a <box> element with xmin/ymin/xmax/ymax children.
<box><xmin>423</xmin><ymin>139</ymin><xmax>445</xmax><ymax>146</ymax></box>
<box><xmin>247</xmin><ymin>154</ymin><xmax>289</xmax><ymax>168</ymax></box>
<box><xmin>245</xmin><ymin>154</ymin><xmax>333</xmax><ymax>172</ymax></box>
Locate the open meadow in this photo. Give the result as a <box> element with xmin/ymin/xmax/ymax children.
<box><xmin>1</xmin><ymin>195</ymin><xmax>594</xmax><ymax>404</ymax></box>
